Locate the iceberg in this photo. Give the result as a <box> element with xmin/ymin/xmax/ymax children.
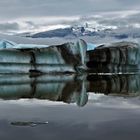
<box><xmin>0</xmin><ymin>39</ymin><xmax>48</xmax><ymax>49</ymax></box>
<box><xmin>87</xmin><ymin>41</ymin><xmax>140</xmax><ymax>73</ymax></box>
<box><xmin>0</xmin><ymin>39</ymin><xmax>16</xmax><ymax>48</ymax></box>
<box><xmin>0</xmin><ymin>39</ymin><xmax>87</xmax><ymax>74</ymax></box>
<box><xmin>0</xmin><ymin>39</ymin><xmax>139</xmax><ymax>74</ymax></box>
<box><xmin>87</xmin><ymin>43</ymin><xmax>97</xmax><ymax>51</ymax></box>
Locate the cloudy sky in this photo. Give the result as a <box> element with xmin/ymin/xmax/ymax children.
<box><xmin>0</xmin><ymin>0</ymin><xmax>140</xmax><ymax>34</ymax></box>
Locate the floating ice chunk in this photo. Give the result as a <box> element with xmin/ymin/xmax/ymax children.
<box><xmin>14</xmin><ymin>44</ymin><xmax>49</xmax><ymax>49</ymax></box>
<box><xmin>87</xmin><ymin>43</ymin><xmax>97</xmax><ymax>51</ymax></box>
<box><xmin>11</xmin><ymin>121</ymin><xmax>49</xmax><ymax>127</ymax></box>
<box><xmin>87</xmin><ymin>41</ymin><xmax>140</xmax><ymax>73</ymax></box>
<box><xmin>0</xmin><ymin>39</ymin><xmax>16</xmax><ymax>48</ymax></box>
<box><xmin>0</xmin><ymin>39</ymin><xmax>87</xmax><ymax>74</ymax></box>
<box><xmin>0</xmin><ymin>40</ymin><xmax>49</xmax><ymax>49</ymax></box>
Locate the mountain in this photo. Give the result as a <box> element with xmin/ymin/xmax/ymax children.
<box><xmin>19</xmin><ymin>24</ymin><xmax>140</xmax><ymax>41</ymax></box>
<box><xmin>1</xmin><ymin>23</ymin><xmax>140</xmax><ymax>47</ymax></box>
<box><xmin>32</xmin><ymin>28</ymin><xmax>74</xmax><ymax>38</ymax></box>
<box><xmin>19</xmin><ymin>23</ymin><xmax>106</xmax><ymax>38</ymax></box>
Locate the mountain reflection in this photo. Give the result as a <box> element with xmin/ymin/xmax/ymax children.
<box><xmin>0</xmin><ymin>74</ymin><xmax>139</xmax><ymax>107</ymax></box>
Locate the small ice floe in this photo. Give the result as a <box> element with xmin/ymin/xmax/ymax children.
<box><xmin>0</xmin><ymin>39</ymin><xmax>16</xmax><ymax>48</ymax></box>
<box><xmin>0</xmin><ymin>39</ymin><xmax>49</xmax><ymax>49</ymax></box>
<box><xmin>14</xmin><ymin>44</ymin><xmax>49</xmax><ymax>49</ymax></box>
<box><xmin>11</xmin><ymin>121</ymin><xmax>49</xmax><ymax>127</ymax></box>
<box><xmin>87</xmin><ymin>43</ymin><xmax>97</xmax><ymax>51</ymax></box>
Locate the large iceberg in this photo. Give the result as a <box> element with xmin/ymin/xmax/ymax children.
<box><xmin>87</xmin><ymin>41</ymin><xmax>140</xmax><ymax>73</ymax></box>
<box><xmin>0</xmin><ymin>39</ymin><xmax>139</xmax><ymax>74</ymax></box>
<box><xmin>0</xmin><ymin>39</ymin><xmax>87</xmax><ymax>74</ymax></box>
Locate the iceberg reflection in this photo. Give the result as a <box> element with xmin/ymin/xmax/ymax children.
<box><xmin>0</xmin><ymin>74</ymin><xmax>140</xmax><ymax>107</ymax></box>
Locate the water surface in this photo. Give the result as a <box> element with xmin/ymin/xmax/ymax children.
<box><xmin>0</xmin><ymin>74</ymin><xmax>140</xmax><ymax>140</ymax></box>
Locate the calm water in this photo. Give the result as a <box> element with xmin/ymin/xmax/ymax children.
<box><xmin>0</xmin><ymin>74</ymin><xmax>140</xmax><ymax>140</ymax></box>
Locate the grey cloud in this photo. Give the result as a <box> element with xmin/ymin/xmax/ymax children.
<box><xmin>0</xmin><ymin>0</ymin><xmax>140</xmax><ymax>34</ymax></box>
<box><xmin>0</xmin><ymin>0</ymin><xmax>140</xmax><ymax>20</ymax></box>
<box><xmin>97</xmin><ymin>12</ymin><xmax>140</xmax><ymax>28</ymax></box>
<box><xmin>21</xmin><ymin>11</ymin><xmax>140</xmax><ymax>33</ymax></box>
<box><xmin>25</xmin><ymin>21</ymin><xmax>39</xmax><ymax>29</ymax></box>
<box><xmin>126</xmin><ymin>13</ymin><xmax>140</xmax><ymax>23</ymax></box>
<box><xmin>0</xmin><ymin>22</ymin><xmax>19</xmax><ymax>31</ymax></box>
<box><xmin>117</xmin><ymin>0</ymin><xmax>140</xmax><ymax>6</ymax></box>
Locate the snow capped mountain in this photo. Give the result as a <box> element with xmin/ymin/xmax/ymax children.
<box><xmin>7</xmin><ymin>11</ymin><xmax>140</xmax><ymax>44</ymax></box>
<box><xmin>22</xmin><ymin>23</ymin><xmax>140</xmax><ymax>42</ymax></box>
<box><xmin>21</xmin><ymin>23</ymin><xmax>117</xmax><ymax>38</ymax></box>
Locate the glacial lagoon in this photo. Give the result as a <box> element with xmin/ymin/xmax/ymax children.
<box><xmin>0</xmin><ymin>39</ymin><xmax>140</xmax><ymax>139</ymax></box>
<box><xmin>0</xmin><ymin>74</ymin><xmax>140</xmax><ymax>140</ymax></box>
